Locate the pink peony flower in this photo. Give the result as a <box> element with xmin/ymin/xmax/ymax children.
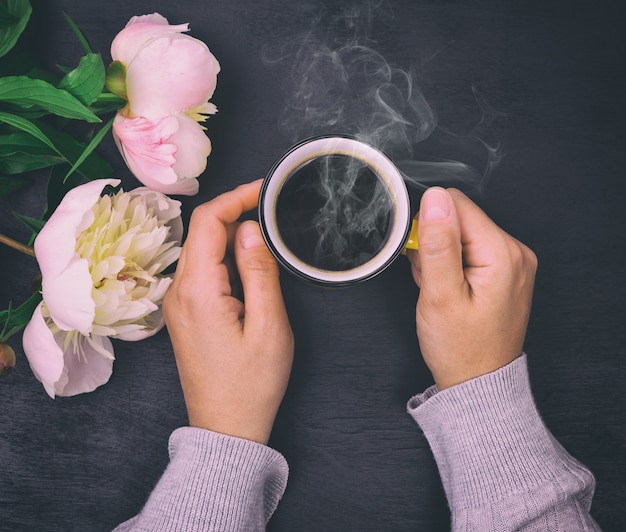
<box><xmin>23</xmin><ymin>179</ymin><xmax>183</xmax><ymax>398</ymax></box>
<box><xmin>110</xmin><ymin>13</ymin><xmax>220</xmax><ymax>196</ymax></box>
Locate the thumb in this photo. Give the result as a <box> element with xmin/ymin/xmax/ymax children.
<box><xmin>235</xmin><ymin>221</ymin><xmax>288</xmax><ymax>331</ymax></box>
<box><xmin>412</xmin><ymin>187</ymin><xmax>465</xmax><ymax>299</ymax></box>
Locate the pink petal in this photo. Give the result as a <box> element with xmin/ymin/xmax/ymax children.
<box><xmin>59</xmin><ymin>335</ymin><xmax>114</xmax><ymax>397</ymax></box>
<box><xmin>111</xmin><ymin>14</ymin><xmax>189</xmax><ymax>66</ymax></box>
<box><xmin>148</xmin><ymin>175</ymin><xmax>200</xmax><ymax>196</ymax></box>
<box><xmin>35</xmin><ymin>179</ymin><xmax>120</xmax><ymax>278</ymax></box>
<box><xmin>35</xmin><ymin>179</ymin><xmax>120</xmax><ymax>333</ymax></box>
<box><xmin>23</xmin><ymin>303</ymin><xmax>115</xmax><ymax>398</ymax></box>
<box><xmin>196</xmin><ymin>102</ymin><xmax>218</xmax><ymax>116</ymax></box>
<box><xmin>113</xmin><ymin>113</ymin><xmax>179</xmax><ymax>190</ymax></box>
<box><xmin>125</xmin><ymin>33</ymin><xmax>220</xmax><ymax>119</ymax></box>
<box><xmin>22</xmin><ymin>303</ymin><xmax>64</xmax><ymax>398</ymax></box>
<box><xmin>125</xmin><ymin>13</ymin><xmax>170</xmax><ymax>26</ymax></box>
<box><xmin>43</xmin><ymin>256</ymin><xmax>94</xmax><ymax>334</ymax></box>
<box><xmin>113</xmin><ymin>113</ymin><xmax>204</xmax><ymax>196</ymax></box>
<box><xmin>170</xmin><ymin>114</ymin><xmax>212</xmax><ymax>180</ymax></box>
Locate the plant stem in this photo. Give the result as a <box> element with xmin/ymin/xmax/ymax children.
<box><xmin>0</xmin><ymin>233</ymin><xmax>35</xmax><ymax>257</ymax></box>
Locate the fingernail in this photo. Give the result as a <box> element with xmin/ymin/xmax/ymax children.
<box><xmin>240</xmin><ymin>222</ymin><xmax>265</xmax><ymax>249</ymax></box>
<box><xmin>421</xmin><ymin>188</ymin><xmax>450</xmax><ymax>221</ymax></box>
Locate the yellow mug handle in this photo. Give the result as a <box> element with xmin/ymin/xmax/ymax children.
<box><xmin>402</xmin><ymin>219</ymin><xmax>419</xmax><ymax>254</ymax></box>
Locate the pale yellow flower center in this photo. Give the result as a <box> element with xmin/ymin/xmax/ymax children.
<box><xmin>184</xmin><ymin>102</ymin><xmax>217</xmax><ymax>129</ymax></box>
<box><xmin>185</xmin><ymin>106</ymin><xmax>209</xmax><ymax>123</ymax></box>
<box><xmin>74</xmin><ymin>191</ymin><xmax>180</xmax><ymax>338</ymax></box>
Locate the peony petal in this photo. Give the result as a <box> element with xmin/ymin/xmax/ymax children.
<box><xmin>92</xmin><ymin>256</ymin><xmax>127</xmax><ymax>284</ymax></box>
<box><xmin>115</xmin><ymin>307</ymin><xmax>166</xmax><ymax>341</ymax></box>
<box><xmin>145</xmin><ymin>275</ymin><xmax>174</xmax><ymax>303</ymax></box>
<box><xmin>35</xmin><ymin>179</ymin><xmax>120</xmax><ymax>333</ymax></box>
<box><xmin>22</xmin><ymin>303</ymin><xmax>65</xmax><ymax>399</ymax></box>
<box><xmin>170</xmin><ymin>114</ymin><xmax>212</xmax><ymax>181</ymax></box>
<box><xmin>22</xmin><ymin>303</ymin><xmax>114</xmax><ymax>398</ymax></box>
<box><xmin>113</xmin><ymin>113</ymin><xmax>180</xmax><ymax>190</ymax></box>
<box><xmin>128</xmin><ymin>188</ymin><xmax>183</xmax><ymax>244</ymax></box>
<box><xmin>125</xmin><ymin>33</ymin><xmax>220</xmax><ymax>119</ymax></box>
<box><xmin>196</xmin><ymin>102</ymin><xmax>218</xmax><ymax>116</ymax></box>
<box><xmin>113</xmin><ymin>114</ymin><xmax>203</xmax><ymax>196</ymax></box>
<box><xmin>146</xmin><ymin>175</ymin><xmax>200</xmax><ymax>196</ymax></box>
<box><xmin>35</xmin><ymin>179</ymin><xmax>120</xmax><ymax>280</ymax></box>
<box><xmin>125</xmin><ymin>13</ymin><xmax>169</xmax><ymax>26</ymax></box>
<box><xmin>58</xmin><ymin>335</ymin><xmax>114</xmax><ymax>397</ymax></box>
<box><xmin>111</xmin><ymin>14</ymin><xmax>189</xmax><ymax>67</ymax></box>
<box><xmin>43</xmin><ymin>256</ymin><xmax>94</xmax><ymax>334</ymax></box>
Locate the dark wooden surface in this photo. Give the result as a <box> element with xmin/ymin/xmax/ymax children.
<box><xmin>1</xmin><ymin>1</ymin><xmax>624</xmax><ymax>530</ymax></box>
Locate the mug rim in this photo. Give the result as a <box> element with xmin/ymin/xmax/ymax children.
<box><xmin>259</xmin><ymin>134</ymin><xmax>411</xmax><ymax>286</ymax></box>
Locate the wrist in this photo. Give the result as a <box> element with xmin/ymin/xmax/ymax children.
<box><xmin>187</xmin><ymin>412</ymin><xmax>273</xmax><ymax>446</ymax></box>
<box><xmin>430</xmin><ymin>351</ymin><xmax>524</xmax><ymax>390</ymax></box>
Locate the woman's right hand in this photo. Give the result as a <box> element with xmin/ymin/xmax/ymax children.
<box><xmin>407</xmin><ymin>187</ymin><xmax>537</xmax><ymax>390</ymax></box>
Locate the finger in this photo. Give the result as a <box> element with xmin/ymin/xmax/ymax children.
<box><xmin>412</xmin><ymin>187</ymin><xmax>465</xmax><ymax>299</ymax></box>
<box><xmin>178</xmin><ymin>180</ymin><xmax>263</xmax><ymax>297</ymax></box>
<box><xmin>234</xmin><ymin>221</ymin><xmax>289</xmax><ymax>335</ymax></box>
<box><xmin>173</xmin><ymin>219</ymin><xmax>239</xmax><ymax>283</ymax></box>
<box><xmin>447</xmin><ymin>189</ymin><xmax>510</xmax><ymax>270</ymax></box>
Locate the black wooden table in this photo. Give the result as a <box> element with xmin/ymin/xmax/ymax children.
<box><xmin>1</xmin><ymin>1</ymin><xmax>624</xmax><ymax>530</ymax></box>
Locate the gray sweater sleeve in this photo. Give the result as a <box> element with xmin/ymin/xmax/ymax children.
<box><xmin>407</xmin><ymin>354</ymin><xmax>600</xmax><ymax>531</ymax></box>
<box><xmin>113</xmin><ymin>427</ymin><xmax>288</xmax><ymax>531</ymax></box>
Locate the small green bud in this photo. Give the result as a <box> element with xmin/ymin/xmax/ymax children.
<box><xmin>0</xmin><ymin>343</ymin><xmax>16</xmax><ymax>377</ymax></box>
<box><xmin>105</xmin><ymin>60</ymin><xmax>128</xmax><ymax>100</ymax></box>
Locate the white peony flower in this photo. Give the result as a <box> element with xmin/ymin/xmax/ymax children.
<box><xmin>23</xmin><ymin>179</ymin><xmax>182</xmax><ymax>398</ymax></box>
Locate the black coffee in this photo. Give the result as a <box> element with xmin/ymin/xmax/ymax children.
<box><xmin>275</xmin><ymin>154</ymin><xmax>392</xmax><ymax>271</ymax></box>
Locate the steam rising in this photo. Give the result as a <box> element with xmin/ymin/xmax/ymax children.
<box><xmin>265</xmin><ymin>4</ymin><xmax>503</xmax><ymax>271</ymax></box>
<box><xmin>280</xmin><ymin>40</ymin><xmax>436</xmax><ymax>163</ymax></box>
<box><xmin>312</xmin><ymin>156</ymin><xmax>391</xmax><ymax>269</ymax></box>
<box><xmin>276</xmin><ymin>154</ymin><xmax>392</xmax><ymax>271</ymax></box>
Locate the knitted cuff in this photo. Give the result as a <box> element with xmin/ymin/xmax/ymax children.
<box><xmin>130</xmin><ymin>427</ymin><xmax>288</xmax><ymax>531</ymax></box>
<box><xmin>407</xmin><ymin>355</ymin><xmax>588</xmax><ymax>510</ymax></box>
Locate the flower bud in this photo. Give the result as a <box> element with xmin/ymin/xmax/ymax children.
<box><xmin>0</xmin><ymin>343</ymin><xmax>16</xmax><ymax>377</ymax></box>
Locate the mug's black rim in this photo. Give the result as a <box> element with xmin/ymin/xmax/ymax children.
<box><xmin>258</xmin><ymin>134</ymin><xmax>412</xmax><ymax>287</ymax></box>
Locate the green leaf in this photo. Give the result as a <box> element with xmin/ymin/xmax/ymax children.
<box><xmin>0</xmin><ymin>174</ymin><xmax>31</xmax><ymax>195</ymax></box>
<box><xmin>0</xmin><ymin>0</ymin><xmax>31</xmax><ymax>59</ymax></box>
<box><xmin>0</xmin><ymin>290</ymin><xmax>42</xmax><ymax>342</ymax></box>
<box><xmin>62</xmin><ymin>11</ymin><xmax>92</xmax><ymax>55</ymax></box>
<box><xmin>0</xmin><ymin>132</ymin><xmax>63</xmax><ymax>172</ymax></box>
<box><xmin>0</xmin><ymin>131</ymin><xmax>56</xmax><ymax>153</ymax></box>
<box><xmin>90</xmin><ymin>92</ymin><xmax>126</xmax><ymax>115</ymax></box>
<box><xmin>0</xmin><ymin>111</ymin><xmax>62</xmax><ymax>155</ymax></box>
<box><xmin>64</xmin><ymin>115</ymin><xmax>113</xmax><ymax>181</ymax></box>
<box><xmin>21</xmin><ymin>66</ymin><xmax>59</xmax><ymax>86</ymax></box>
<box><xmin>56</xmin><ymin>64</ymin><xmax>72</xmax><ymax>74</ymax></box>
<box><xmin>36</xmin><ymin>120</ymin><xmax>113</xmax><ymax>180</ymax></box>
<box><xmin>0</xmin><ymin>151</ymin><xmax>62</xmax><ymax>173</ymax></box>
<box><xmin>0</xmin><ymin>113</ymin><xmax>113</xmax><ymax>180</ymax></box>
<box><xmin>13</xmin><ymin>211</ymin><xmax>44</xmax><ymax>233</ymax></box>
<box><xmin>0</xmin><ymin>76</ymin><xmax>101</xmax><ymax>122</ymax></box>
<box><xmin>58</xmin><ymin>53</ymin><xmax>105</xmax><ymax>106</ymax></box>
